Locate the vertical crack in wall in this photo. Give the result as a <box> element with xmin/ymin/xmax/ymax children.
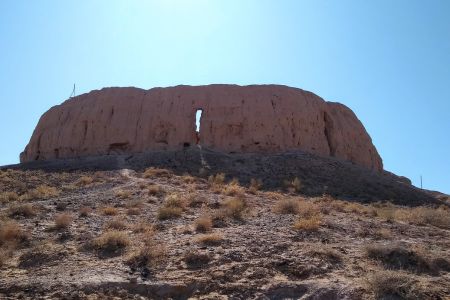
<box><xmin>323</xmin><ymin>111</ymin><xmax>336</xmax><ymax>157</ymax></box>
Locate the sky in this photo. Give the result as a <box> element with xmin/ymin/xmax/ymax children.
<box><xmin>0</xmin><ymin>0</ymin><xmax>449</xmax><ymax>193</ymax></box>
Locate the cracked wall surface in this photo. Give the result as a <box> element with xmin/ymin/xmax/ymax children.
<box><xmin>20</xmin><ymin>84</ymin><xmax>383</xmax><ymax>171</ymax></box>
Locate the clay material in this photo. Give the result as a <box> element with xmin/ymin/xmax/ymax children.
<box><xmin>20</xmin><ymin>84</ymin><xmax>382</xmax><ymax>171</ymax></box>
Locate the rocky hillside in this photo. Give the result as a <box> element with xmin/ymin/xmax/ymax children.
<box><xmin>0</xmin><ymin>160</ymin><xmax>449</xmax><ymax>299</ymax></box>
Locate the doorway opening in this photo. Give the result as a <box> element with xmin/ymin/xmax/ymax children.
<box><xmin>195</xmin><ymin>109</ymin><xmax>203</xmax><ymax>144</ymax></box>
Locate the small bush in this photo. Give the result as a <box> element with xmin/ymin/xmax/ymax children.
<box><xmin>104</xmin><ymin>218</ymin><xmax>128</xmax><ymax>230</ymax></box>
<box><xmin>148</xmin><ymin>185</ymin><xmax>165</xmax><ymax>196</ymax></box>
<box><xmin>102</xmin><ymin>206</ymin><xmax>119</xmax><ymax>216</ymax></box>
<box><xmin>208</xmin><ymin>173</ymin><xmax>225</xmax><ymax>186</ymax></box>
<box><xmin>248</xmin><ymin>178</ymin><xmax>263</xmax><ymax>194</ymax></box>
<box><xmin>222</xmin><ymin>198</ymin><xmax>246</xmax><ymax>220</ymax></box>
<box><xmin>79</xmin><ymin>206</ymin><xmax>92</xmax><ymax>217</ymax></box>
<box><xmin>367</xmin><ymin>271</ymin><xmax>424</xmax><ymax>300</ymax></box>
<box><xmin>132</xmin><ymin>222</ymin><xmax>155</xmax><ymax>234</ymax></box>
<box><xmin>77</xmin><ymin>176</ymin><xmax>94</xmax><ymax>186</ymax></box>
<box><xmin>0</xmin><ymin>221</ymin><xmax>29</xmax><ymax>246</ymax></box>
<box><xmin>127</xmin><ymin>207</ymin><xmax>141</xmax><ymax>215</ymax></box>
<box><xmin>143</xmin><ymin>167</ymin><xmax>171</xmax><ymax>178</ymax></box>
<box><xmin>395</xmin><ymin>207</ymin><xmax>450</xmax><ymax>229</ymax></box>
<box><xmin>284</xmin><ymin>177</ymin><xmax>302</xmax><ymax>193</ymax></box>
<box><xmin>115</xmin><ymin>189</ymin><xmax>132</xmax><ymax>199</ymax></box>
<box><xmin>365</xmin><ymin>243</ymin><xmax>435</xmax><ymax>274</ymax></box>
<box><xmin>184</xmin><ymin>250</ymin><xmax>211</xmax><ymax>267</ymax></box>
<box><xmin>127</xmin><ymin>243</ymin><xmax>166</xmax><ymax>269</ymax></box>
<box><xmin>222</xmin><ymin>183</ymin><xmax>245</xmax><ymax>198</ymax></box>
<box><xmin>8</xmin><ymin>204</ymin><xmax>36</xmax><ymax>218</ymax></box>
<box><xmin>26</xmin><ymin>185</ymin><xmax>60</xmax><ymax>200</ymax></box>
<box><xmin>91</xmin><ymin>231</ymin><xmax>130</xmax><ymax>254</ymax></box>
<box><xmin>293</xmin><ymin>214</ymin><xmax>322</xmax><ymax>231</ymax></box>
<box><xmin>0</xmin><ymin>191</ymin><xmax>19</xmax><ymax>203</ymax></box>
<box><xmin>375</xmin><ymin>228</ymin><xmax>393</xmax><ymax>240</ymax></box>
<box><xmin>274</xmin><ymin>198</ymin><xmax>300</xmax><ymax>214</ymax></box>
<box><xmin>187</xmin><ymin>193</ymin><xmax>208</xmax><ymax>207</ymax></box>
<box><xmin>194</xmin><ymin>215</ymin><xmax>213</xmax><ymax>233</ymax></box>
<box><xmin>157</xmin><ymin>206</ymin><xmax>183</xmax><ymax>220</ymax></box>
<box><xmin>54</xmin><ymin>213</ymin><xmax>73</xmax><ymax>230</ymax></box>
<box><xmin>196</xmin><ymin>233</ymin><xmax>223</xmax><ymax>246</ymax></box>
<box><xmin>181</xmin><ymin>174</ymin><xmax>196</xmax><ymax>184</ymax></box>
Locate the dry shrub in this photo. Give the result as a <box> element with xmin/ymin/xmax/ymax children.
<box><xmin>127</xmin><ymin>243</ymin><xmax>166</xmax><ymax>269</ymax></box>
<box><xmin>102</xmin><ymin>206</ymin><xmax>119</xmax><ymax>216</ymax></box>
<box><xmin>367</xmin><ymin>270</ymin><xmax>424</xmax><ymax>300</ymax></box>
<box><xmin>394</xmin><ymin>206</ymin><xmax>450</xmax><ymax>229</ymax></box>
<box><xmin>375</xmin><ymin>228</ymin><xmax>393</xmax><ymax>240</ymax></box>
<box><xmin>196</xmin><ymin>233</ymin><xmax>223</xmax><ymax>246</ymax></box>
<box><xmin>297</xmin><ymin>200</ymin><xmax>321</xmax><ymax>217</ymax></box>
<box><xmin>184</xmin><ymin>250</ymin><xmax>211</xmax><ymax>267</ymax></box>
<box><xmin>104</xmin><ymin>218</ymin><xmax>128</xmax><ymax>230</ymax></box>
<box><xmin>284</xmin><ymin>177</ymin><xmax>302</xmax><ymax>193</ymax></box>
<box><xmin>293</xmin><ymin>214</ymin><xmax>322</xmax><ymax>231</ymax></box>
<box><xmin>79</xmin><ymin>206</ymin><xmax>92</xmax><ymax>217</ymax></box>
<box><xmin>181</xmin><ymin>174</ymin><xmax>196</xmax><ymax>184</ymax></box>
<box><xmin>0</xmin><ymin>221</ymin><xmax>29</xmax><ymax>246</ymax></box>
<box><xmin>126</xmin><ymin>199</ymin><xmax>144</xmax><ymax>209</ymax></box>
<box><xmin>115</xmin><ymin>189</ymin><xmax>132</xmax><ymax>199</ymax></box>
<box><xmin>308</xmin><ymin>247</ymin><xmax>342</xmax><ymax>264</ymax></box>
<box><xmin>222</xmin><ymin>198</ymin><xmax>246</xmax><ymax>220</ymax></box>
<box><xmin>194</xmin><ymin>215</ymin><xmax>213</xmax><ymax>233</ymax></box>
<box><xmin>264</xmin><ymin>191</ymin><xmax>284</xmax><ymax>201</ymax></box>
<box><xmin>127</xmin><ymin>207</ymin><xmax>141</xmax><ymax>215</ymax></box>
<box><xmin>54</xmin><ymin>213</ymin><xmax>73</xmax><ymax>230</ymax></box>
<box><xmin>208</xmin><ymin>173</ymin><xmax>226</xmax><ymax>186</ymax></box>
<box><xmin>157</xmin><ymin>206</ymin><xmax>183</xmax><ymax>220</ymax></box>
<box><xmin>365</xmin><ymin>243</ymin><xmax>437</xmax><ymax>274</ymax></box>
<box><xmin>0</xmin><ymin>191</ymin><xmax>19</xmax><ymax>203</ymax></box>
<box><xmin>148</xmin><ymin>184</ymin><xmax>165</xmax><ymax>196</ymax></box>
<box><xmin>91</xmin><ymin>231</ymin><xmax>130</xmax><ymax>254</ymax></box>
<box><xmin>77</xmin><ymin>176</ymin><xmax>94</xmax><ymax>186</ymax></box>
<box><xmin>274</xmin><ymin>198</ymin><xmax>300</xmax><ymax>214</ymax></box>
<box><xmin>143</xmin><ymin>167</ymin><xmax>171</xmax><ymax>178</ymax></box>
<box><xmin>8</xmin><ymin>203</ymin><xmax>36</xmax><ymax>218</ymax></box>
<box><xmin>248</xmin><ymin>178</ymin><xmax>263</xmax><ymax>194</ymax></box>
<box><xmin>24</xmin><ymin>185</ymin><xmax>60</xmax><ymax>200</ymax></box>
<box><xmin>132</xmin><ymin>222</ymin><xmax>155</xmax><ymax>234</ymax></box>
<box><xmin>187</xmin><ymin>193</ymin><xmax>208</xmax><ymax>207</ymax></box>
<box><xmin>164</xmin><ymin>193</ymin><xmax>186</xmax><ymax>209</ymax></box>
<box><xmin>222</xmin><ymin>182</ymin><xmax>246</xmax><ymax>198</ymax></box>
<box><xmin>344</xmin><ymin>202</ymin><xmax>374</xmax><ymax>215</ymax></box>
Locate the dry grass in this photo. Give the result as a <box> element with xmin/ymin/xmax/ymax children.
<box><xmin>181</xmin><ymin>174</ymin><xmax>196</xmax><ymax>184</ymax></box>
<box><xmin>222</xmin><ymin>182</ymin><xmax>246</xmax><ymax>198</ymax></box>
<box><xmin>194</xmin><ymin>215</ymin><xmax>213</xmax><ymax>233</ymax></box>
<box><xmin>8</xmin><ymin>203</ymin><xmax>36</xmax><ymax>218</ymax></box>
<box><xmin>375</xmin><ymin>228</ymin><xmax>393</xmax><ymax>240</ymax></box>
<box><xmin>102</xmin><ymin>206</ymin><xmax>119</xmax><ymax>216</ymax></box>
<box><xmin>284</xmin><ymin>177</ymin><xmax>302</xmax><ymax>193</ymax></box>
<box><xmin>127</xmin><ymin>243</ymin><xmax>166</xmax><ymax>269</ymax></box>
<box><xmin>222</xmin><ymin>198</ymin><xmax>246</xmax><ymax>220</ymax></box>
<box><xmin>293</xmin><ymin>214</ymin><xmax>322</xmax><ymax>231</ymax></box>
<box><xmin>77</xmin><ymin>176</ymin><xmax>94</xmax><ymax>186</ymax></box>
<box><xmin>143</xmin><ymin>167</ymin><xmax>171</xmax><ymax>178</ymax></box>
<box><xmin>248</xmin><ymin>178</ymin><xmax>263</xmax><ymax>194</ymax></box>
<box><xmin>0</xmin><ymin>221</ymin><xmax>29</xmax><ymax>247</ymax></box>
<box><xmin>148</xmin><ymin>184</ymin><xmax>165</xmax><ymax>196</ymax></box>
<box><xmin>22</xmin><ymin>185</ymin><xmax>60</xmax><ymax>201</ymax></box>
<box><xmin>132</xmin><ymin>222</ymin><xmax>155</xmax><ymax>234</ymax></box>
<box><xmin>126</xmin><ymin>199</ymin><xmax>144</xmax><ymax>209</ymax></box>
<box><xmin>91</xmin><ymin>231</ymin><xmax>130</xmax><ymax>254</ymax></box>
<box><xmin>394</xmin><ymin>206</ymin><xmax>450</xmax><ymax>229</ymax></box>
<box><xmin>367</xmin><ymin>270</ymin><xmax>424</xmax><ymax>300</ymax></box>
<box><xmin>273</xmin><ymin>198</ymin><xmax>300</xmax><ymax>214</ymax></box>
<box><xmin>115</xmin><ymin>189</ymin><xmax>132</xmax><ymax>199</ymax></box>
<box><xmin>365</xmin><ymin>243</ymin><xmax>437</xmax><ymax>274</ymax></box>
<box><xmin>0</xmin><ymin>191</ymin><xmax>19</xmax><ymax>203</ymax></box>
<box><xmin>196</xmin><ymin>233</ymin><xmax>223</xmax><ymax>246</ymax></box>
<box><xmin>79</xmin><ymin>206</ymin><xmax>92</xmax><ymax>217</ymax></box>
<box><xmin>157</xmin><ymin>206</ymin><xmax>183</xmax><ymax>220</ymax></box>
<box><xmin>127</xmin><ymin>207</ymin><xmax>141</xmax><ymax>215</ymax></box>
<box><xmin>104</xmin><ymin>218</ymin><xmax>128</xmax><ymax>230</ymax></box>
<box><xmin>54</xmin><ymin>213</ymin><xmax>73</xmax><ymax>230</ymax></box>
<box><xmin>208</xmin><ymin>173</ymin><xmax>226</xmax><ymax>186</ymax></box>
<box><xmin>187</xmin><ymin>193</ymin><xmax>208</xmax><ymax>207</ymax></box>
<box><xmin>164</xmin><ymin>193</ymin><xmax>186</xmax><ymax>209</ymax></box>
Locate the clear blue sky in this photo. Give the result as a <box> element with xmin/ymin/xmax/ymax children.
<box><xmin>0</xmin><ymin>1</ymin><xmax>449</xmax><ymax>194</ymax></box>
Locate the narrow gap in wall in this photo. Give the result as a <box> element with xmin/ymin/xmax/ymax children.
<box><xmin>195</xmin><ymin>109</ymin><xmax>203</xmax><ymax>145</ymax></box>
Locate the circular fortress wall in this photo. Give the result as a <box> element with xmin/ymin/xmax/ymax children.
<box><xmin>20</xmin><ymin>84</ymin><xmax>383</xmax><ymax>171</ymax></box>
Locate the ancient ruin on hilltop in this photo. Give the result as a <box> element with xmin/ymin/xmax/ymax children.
<box><xmin>21</xmin><ymin>84</ymin><xmax>382</xmax><ymax>171</ymax></box>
